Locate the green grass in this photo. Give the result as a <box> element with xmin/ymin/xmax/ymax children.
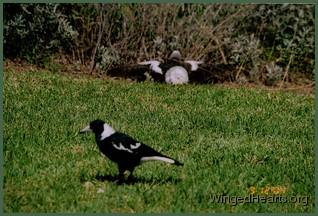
<box><xmin>3</xmin><ymin>70</ymin><xmax>314</xmax><ymax>213</ymax></box>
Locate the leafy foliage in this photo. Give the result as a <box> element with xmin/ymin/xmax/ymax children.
<box><xmin>240</xmin><ymin>4</ymin><xmax>314</xmax><ymax>78</ymax></box>
<box><xmin>4</xmin><ymin>3</ymin><xmax>314</xmax><ymax>81</ymax></box>
<box><xmin>4</xmin><ymin>4</ymin><xmax>77</xmax><ymax>64</ymax></box>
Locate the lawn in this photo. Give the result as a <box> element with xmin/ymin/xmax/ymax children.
<box><xmin>3</xmin><ymin>69</ymin><xmax>314</xmax><ymax>213</ymax></box>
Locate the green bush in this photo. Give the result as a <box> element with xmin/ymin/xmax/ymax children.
<box><xmin>4</xmin><ymin>3</ymin><xmax>78</xmax><ymax>65</ymax></box>
<box><xmin>239</xmin><ymin>4</ymin><xmax>314</xmax><ymax>78</ymax></box>
<box><xmin>4</xmin><ymin>3</ymin><xmax>314</xmax><ymax>81</ymax></box>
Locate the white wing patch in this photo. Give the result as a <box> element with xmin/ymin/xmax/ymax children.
<box><xmin>138</xmin><ymin>60</ymin><xmax>163</xmax><ymax>74</ymax></box>
<box><xmin>113</xmin><ymin>143</ymin><xmax>133</xmax><ymax>153</ymax></box>
<box><xmin>130</xmin><ymin>143</ymin><xmax>141</xmax><ymax>149</ymax></box>
<box><xmin>185</xmin><ymin>60</ymin><xmax>204</xmax><ymax>71</ymax></box>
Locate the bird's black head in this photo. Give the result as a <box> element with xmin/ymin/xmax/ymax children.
<box><xmin>80</xmin><ymin>119</ymin><xmax>105</xmax><ymax>135</ymax></box>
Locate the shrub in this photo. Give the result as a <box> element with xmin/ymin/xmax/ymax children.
<box><xmin>4</xmin><ymin>3</ymin><xmax>314</xmax><ymax>82</ymax></box>
<box><xmin>240</xmin><ymin>4</ymin><xmax>314</xmax><ymax>78</ymax></box>
<box><xmin>4</xmin><ymin>3</ymin><xmax>78</xmax><ymax>65</ymax></box>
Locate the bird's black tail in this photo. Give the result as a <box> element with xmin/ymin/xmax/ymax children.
<box><xmin>173</xmin><ymin>159</ymin><xmax>183</xmax><ymax>166</ymax></box>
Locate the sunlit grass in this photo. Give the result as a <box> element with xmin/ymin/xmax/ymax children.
<box><xmin>3</xmin><ymin>70</ymin><xmax>314</xmax><ymax>213</ymax></box>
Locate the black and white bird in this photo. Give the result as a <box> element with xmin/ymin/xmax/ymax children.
<box><xmin>80</xmin><ymin>119</ymin><xmax>183</xmax><ymax>183</ymax></box>
<box><xmin>138</xmin><ymin>50</ymin><xmax>203</xmax><ymax>84</ymax></box>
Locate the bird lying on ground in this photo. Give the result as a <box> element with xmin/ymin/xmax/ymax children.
<box><xmin>138</xmin><ymin>50</ymin><xmax>203</xmax><ymax>84</ymax></box>
<box><xmin>80</xmin><ymin>119</ymin><xmax>183</xmax><ymax>184</ymax></box>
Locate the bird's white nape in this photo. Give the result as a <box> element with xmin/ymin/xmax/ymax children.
<box><xmin>185</xmin><ymin>60</ymin><xmax>204</xmax><ymax>71</ymax></box>
<box><xmin>141</xmin><ymin>156</ymin><xmax>175</xmax><ymax>164</ymax></box>
<box><xmin>138</xmin><ymin>60</ymin><xmax>163</xmax><ymax>74</ymax></box>
<box><xmin>100</xmin><ymin>123</ymin><xmax>116</xmax><ymax>140</ymax></box>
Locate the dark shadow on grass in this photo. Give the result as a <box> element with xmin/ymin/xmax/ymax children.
<box><xmin>94</xmin><ymin>174</ymin><xmax>119</xmax><ymax>182</ymax></box>
<box><xmin>94</xmin><ymin>174</ymin><xmax>182</xmax><ymax>185</ymax></box>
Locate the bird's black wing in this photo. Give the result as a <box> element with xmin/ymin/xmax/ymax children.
<box><xmin>107</xmin><ymin>132</ymin><xmax>183</xmax><ymax>166</ymax></box>
<box><xmin>107</xmin><ymin>65</ymin><xmax>150</xmax><ymax>81</ymax></box>
<box><xmin>108</xmin><ymin>132</ymin><xmax>164</xmax><ymax>157</ymax></box>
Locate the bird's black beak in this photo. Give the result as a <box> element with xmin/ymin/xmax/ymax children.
<box><xmin>80</xmin><ymin>125</ymin><xmax>92</xmax><ymax>134</ymax></box>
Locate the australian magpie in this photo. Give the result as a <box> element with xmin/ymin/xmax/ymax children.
<box><xmin>80</xmin><ymin>119</ymin><xmax>183</xmax><ymax>183</ymax></box>
<box><xmin>138</xmin><ymin>50</ymin><xmax>203</xmax><ymax>84</ymax></box>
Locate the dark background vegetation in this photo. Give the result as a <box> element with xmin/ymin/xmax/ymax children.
<box><xmin>4</xmin><ymin>3</ymin><xmax>315</xmax><ymax>85</ymax></box>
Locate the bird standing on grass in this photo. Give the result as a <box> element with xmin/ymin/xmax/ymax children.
<box><xmin>80</xmin><ymin>119</ymin><xmax>183</xmax><ymax>184</ymax></box>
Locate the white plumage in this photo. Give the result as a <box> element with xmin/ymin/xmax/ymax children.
<box><xmin>165</xmin><ymin>66</ymin><xmax>189</xmax><ymax>84</ymax></box>
<box><xmin>138</xmin><ymin>60</ymin><xmax>163</xmax><ymax>74</ymax></box>
<box><xmin>140</xmin><ymin>156</ymin><xmax>175</xmax><ymax>164</ymax></box>
<box><xmin>185</xmin><ymin>60</ymin><xmax>204</xmax><ymax>71</ymax></box>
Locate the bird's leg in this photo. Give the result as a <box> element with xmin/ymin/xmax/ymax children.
<box><xmin>116</xmin><ymin>166</ymin><xmax>126</xmax><ymax>185</ymax></box>
<box><xmin>127</xmin><ymin>168</ymin><xmax>135</xmax><ymax>183</ymax></box>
